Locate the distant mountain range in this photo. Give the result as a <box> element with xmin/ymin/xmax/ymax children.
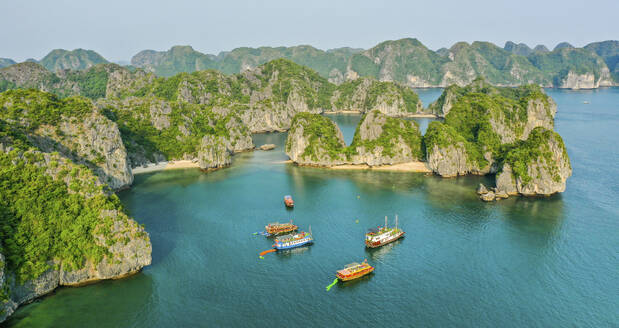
<box><xmin>1</xmin><ymin>39</ymin><xmax>618</xmax><ymax>89</ymax></box>
<box><xmin>0</xmin><ymin>49</ymin><xmax>108</xmax><ymax>71</ymax></box>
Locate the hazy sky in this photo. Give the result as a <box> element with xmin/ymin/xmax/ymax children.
<box><xmin>1</xmin><ymin>0</ymin><xmax>618</xmax><ymax>62</ymax></box>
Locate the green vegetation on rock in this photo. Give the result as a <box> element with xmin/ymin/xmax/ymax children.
<box><xmin>349</xmin><ymin>113</ymin><xmax>423</xmax><ymax>159</ymax></box>
<box><xmin>287</xmin><ymin>112</ymin><xmax>345</xmax><ymax>161</ymax></box>
<box><xmin>502</xmin><ymin>127</ymin><xmax>569</xmax><ymax>185</ymax></box>
<box><xmin>40</xmin><ymin>49</ymin><xmax>108</xmax><ymax>72</ymax></box>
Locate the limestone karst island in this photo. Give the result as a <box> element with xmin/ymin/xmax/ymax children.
<box><xmin>1</xmin><ymin>1</ymin><xmax>618</xmax><ymax>327</ymax></box>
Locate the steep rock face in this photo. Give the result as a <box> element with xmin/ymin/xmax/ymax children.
<box><xmin>426</xmin><ymin>143</ymin><xmax>472</xmax><ymax>177</ymax></box>
<box><xmin>34</xmin><ymin>112</ymin><xmax>133</xmax><ymax>189</ymax></box>
<box><xmin>223</xmin><ymin>115</ymin><xmax>254</xmax><ymax>152</ymax></box>
<box><xmin>105</xmin><ymin>66</ymin><xmax>155</xmax><ymax>98</ymax></box>
<box><xmin>488</xmin><ymin>96</ymin><xmax>556</xmax><ymax>144</ymax></box>
<box><xmin>557</xmin><ymin>69</ymin><xmax>614</xmax><ymax>89</ymax></box>
<box><xmin>98</xmin><ymin>96</ymin><xmax>253</xmax><ymax>168</ymax></box>
<box><xmin>197</xmin><ymin>135</ymin><xmax>231</xmax><ymax>169</ymax></box>
<box><xmin>0</xmin><ymin>62</ymin><xmax>77</xmax><ymax>93</ymax></box>
<box><xmin>0</xmin><ymin>142</ymin><xmax>151</xmax><ymax>323</ymax></box>
<box><xmin>495</xmin><ymin>164</ymin><xmax>519</xmax><ymax>195</ymax></box>
<box><xmin>285</xmin><ymin>113</ymin><xmax>347</xmax><ymax>166</ymax></box>
<box><xmin>497</xmin><ymin>128</ymin><xmax>572</xmax><ymax>195</ymax></box>
<box><xmin>0</xmin><ymin>90</ymin><xmax>133</xmax><ymax>189</ymax></box>
<box><xmin>330</xmin><ymin>78</ymin><xmax>422</xmax><ymax>116</ymax></box>
<box><xmin>0</xmin><ymin>254</ymin><xmax>18</xmax><ymax>322</ymax></box>
<box><xmin>427</xmin><ymin>84</ymin><xmax>459</xmax><ymax>117</ymax></box>
<box><xmin>349</xmin><ymin>110</ymin><xmax>423</xmax><ymax>165</ymax></box>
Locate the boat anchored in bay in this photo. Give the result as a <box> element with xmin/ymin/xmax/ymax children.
<box><xmin>265</xmin><ymin>220</ymin><xmax>298</xmax><ymax>236</ymax></box>
<box><xmin>335</xmin><ymin>259</ymin><xmax>374</xmax><ymax>281</ymax></box>
<box><xmin>365</xmin><ymin>215</ymin><xmax>405</xmax><ymax>248</ymax></box>
<box><xmin>274</xmin><ymin>226</ymin><xmax>313</xmax><ymax>250</ymax></box>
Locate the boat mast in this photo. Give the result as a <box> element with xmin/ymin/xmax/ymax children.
<box><xmin>309</xmin><ymin>225</ymin><xmax>312</xmax><ymax>236</ymax></box>
<box><xmin>385</xmin><ymin>216</ymin><xmax>388</xmax><ymax>228</ymax></box>
<box><xmin>395</xmin><ymin>214</ymin><xmax>398</xmax><ymax>231</ymax></box>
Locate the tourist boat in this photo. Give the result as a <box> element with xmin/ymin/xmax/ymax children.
<box><xmin>273</xmin><ymin>227</ymin><xmax>313</xmax><ymax>250</ymax></box>
<box><xmin>335</xmin><ymin>259</ymin><xmax>374</xmax><ymax>281</ymax></box>
<box><xmin>365</xmin><ymin>215</ymin><xmax>405</xmax><ymax>248</ymax></box>
<box><xmin>284</xmin><ymin>195</ymin><xmax>294</xmax><ymax>208</ymax></box>
<box><xmin>265</xmin><ymin>220</ymin><xmax>298</xmax><ymax>235</ymax></box>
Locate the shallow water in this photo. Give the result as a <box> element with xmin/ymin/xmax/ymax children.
<box><xmin>6</xmin><ymin>88</ymin><xmax>618</xmax><ymax>327</ymax></box>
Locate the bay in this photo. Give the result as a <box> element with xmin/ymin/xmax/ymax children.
<box><xmin>6</xmin><ymin>88</ymin><xmax>618</xmax><ymax>327</ymax></box>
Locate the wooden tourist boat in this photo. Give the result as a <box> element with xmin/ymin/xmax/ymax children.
<box><xmin>273</xmin><ymin>227</ymin><xmax>313</xmax><ymax>250</ymax></box>
<box><xmin>265</xmin><ymin>220</ymin><xmax>298</xmax><ymax>235</ymax></box>
<box><xmin>284</xmin><ymin>195</ymin><xmax>294</xmax><ymax>208</ymax></box>
<box><xmin>365</xmin><ymin>215</ymin><xmax>405</xmax><ymax>248</ymax></box>
<box><xmin>335</xmin><ymin>259</ymin><xmax>374</xmax><ymax>281</ymax></box>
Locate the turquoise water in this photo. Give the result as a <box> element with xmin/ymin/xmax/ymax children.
<box><xmin>6</xmin><ymin>88</ymin><xmax>619</xmax><ymax>327</ymax></box>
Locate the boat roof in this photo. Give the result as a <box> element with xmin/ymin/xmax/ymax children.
<box><xmin>268</xmin><ymin>221</ymin><xmax>294</xmax><ymax>226</ymax></box>
<box><xmin>367</xmin><ymin>227</ymin><xmax>380</xmax><ymax>233</ymax></box>
<box><xmin>345</xmin><ymin>262</ymin><xmax>361</xmax><ymax>268</ymax></box>
<box><xmin>284</xmin><ymin>195</ymin><xmax>292</xmax><ymax>199</ymax></box>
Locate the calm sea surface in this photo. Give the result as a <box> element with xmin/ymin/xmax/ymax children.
<box><xmin>6</xmin><ymin>88</ymin><xmax>618</xmax><ymax>327</ymax></box>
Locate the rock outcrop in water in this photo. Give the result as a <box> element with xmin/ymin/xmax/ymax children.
<box><xmin>348</xmin><ymin>110</ymin><xmax>423</xmax><ymax>165</ymax></box>
<box><xmin>495</xmin><ymin>128</ymin><xmax>572</xmax><ymax>196</ymax></box>
<box><xmin>424</xmin><ymin>79</ymin><xmax>571</xmax><ymax>199</ymax></box>
<box><xmin>285</xmin><ymin>113</ymin><xmax>347</xmax><ymax>166</ymax></box>
<box><xmin>329</xmin><ymin>78</ymin><xmax>423</xmax><ymax>116</ymax></box>
<box><xmin>285</xmin><ymin>110</ymin><xmax>423</xmax><ymax>167</ymax></box>
<box><xmin>0</xmin><ymin>126</ymin><xmax>151</xmax><ymax>323</ymax></box>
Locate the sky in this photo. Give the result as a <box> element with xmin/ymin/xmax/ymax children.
<box><xmin>1</xmin><ymin>0</ymin><xmax>618</xmax><ymax>62</ymax></box>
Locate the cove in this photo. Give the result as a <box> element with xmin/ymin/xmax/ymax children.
<box><xmin>5</xmin><ymin>88</ymin><xmax>618</xmax><ymax>327</ymax></box>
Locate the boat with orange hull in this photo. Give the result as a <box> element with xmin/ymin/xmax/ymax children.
<box><xmin>284</xmin><ymin>195</ymin><xmax>294</xmax><ymax>208</ymax></box>
<box><xmin>335</xmin><ymin>259</ymin><xmax>374</xmax><ymax>281</ymax></box>
<box><xmin>265</xmin><ymin>220</ymin><xmax>298</xmax><ymax>235</ymax></box>
<box><xmin>365</xmin><ymin>215</ymin><xmax>405</xmax><ymax>248</ymax></box>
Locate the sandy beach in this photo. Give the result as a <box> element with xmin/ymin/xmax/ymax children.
<box><xmin>328</xmin><ymin>161</ymin><xmax>432</xmax><ymax>173</ymax></box>
<box><xmin>132</xmin><ymin>160</ymin><xmax>200</xmax><ymax>174</ymax></box>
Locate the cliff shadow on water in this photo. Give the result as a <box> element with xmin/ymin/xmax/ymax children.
<box><xmin>5</xmin><ymin>273</ymin><xmax>155</xmax><ymax>328</ymax></box>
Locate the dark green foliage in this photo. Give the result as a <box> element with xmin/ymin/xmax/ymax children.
<box><xmin>528</xmin><ymin>48</ymin><xmax>606</xmax><ymax>82</ymax></box>
<box><xmin>0</xmin><ymin>80</ymin><xmax>16</xmax><ymax>93</ymax></box>
<box><xmin>333</xmin><ymin>78</ymin><xmax>420</xmax><ymax>113</ymax></box>
<box><xmin>104</xmin><ymin>99</ymin><xmax>242</xmax><ymax>162</ymax></box>
<box><xmin>349</xmin><ymin>112</ymin><xmax>423</xmax><ymax>159</ymax></box>
<box><xmin>502</xmin><ymin>127</ymin><xmax>568</xmax><ymax>185</ymax></box>
<box><xmin>289</xmin><ymin>111</ymin><xmax>423</xmax><ymax>162</ymax></box>
<box><xmin>260</xmin><ymin>59</ymin><xmax>335</xmax><ymax>110</ymax></box>
<box><xmin>584</xmin><ymin>41</ymin><xmax>619</xmax><ymax>81</ymax></box>
<box><xmin>0</xmin><ymin>89</ymin><xmax>92</xmax><ymax>131</ymax></box>
<box><xmin>424</xmin><ymin>121</ymin><xmax>482</xmax><ymax>165</ymax></box>
<box><xmin>66</xmin><ymin>66</ymin><xmax>109</xmax><ymax>100</ymax></box>
<box><xmin>40</xmin><ymin>49</ymin><xmax>108</xmax><ymax>71</ymax></box>
<box><xmin>0</xmin><ymin>151</ymin><xmax>122</xmax><ymax>283</ymax></box>
<box><xmin>349</xmin><ymin>55</ymin><xmax>380</xmax><ymax>78</ymax></box>
<box><xmin>424</xmin><ymin>79</ymin><xmax>557</xmax><ymax>169</ymax></box>
<box><xmin>287</xmin><ymin>113</ymin><xmax>345</xmax><ymax>161</ymax></box>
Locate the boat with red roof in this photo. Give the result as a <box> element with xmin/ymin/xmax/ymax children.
<box><xmin>335</xmin><ymin>259</ymin><xmax>374</xmax><ymax>281</ymax></box>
